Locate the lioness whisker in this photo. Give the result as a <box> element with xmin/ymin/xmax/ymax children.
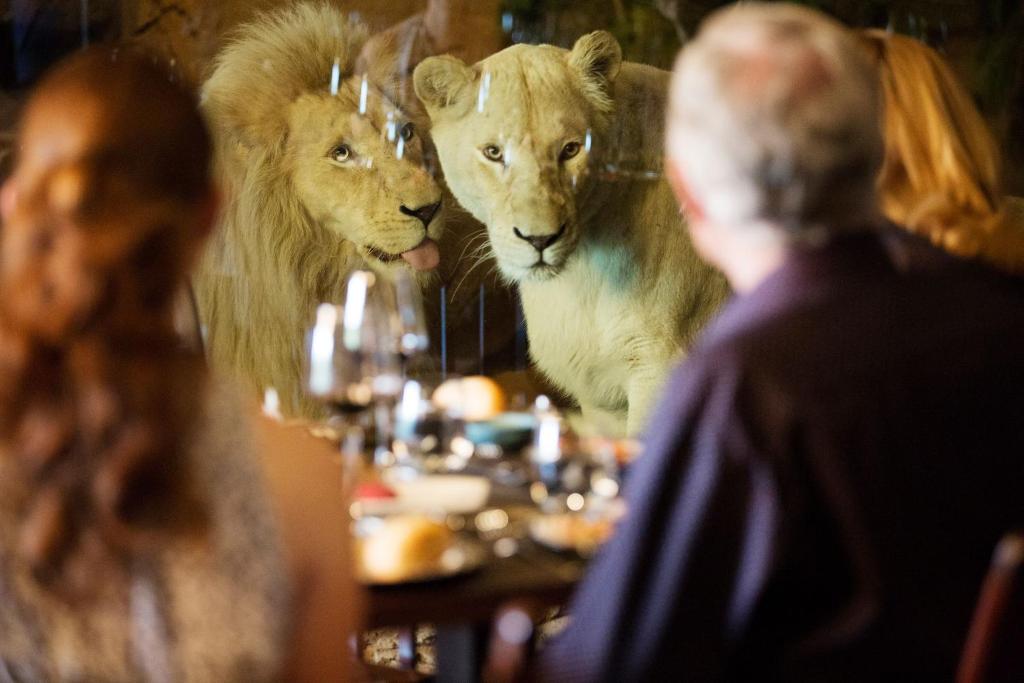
<box><xmin>454</xmin><ymin>231</ymin><xmax>490</xmax><ymax>263</ymax></box>
<box><xmin>449</xmin><ymin>251</ymin><xmax>496</xmax><ymax>302</ymax></box>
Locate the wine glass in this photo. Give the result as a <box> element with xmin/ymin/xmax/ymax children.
<box><xmin>390</xmin><ymin>269</ymin><xmax>430</xmax><ymax>361</ymax></box>
<box><xmin>392</xmin><ymin>379</ymin><xmax>443</xmax><ymax>471</ymax></box>
<box><xmin>306</xmin><ymin>271</ymin><xmax>402</xmax><ymax>465</ymax></box>
<box><xmin>528</xmin><ymin>396</ymin><xmax>603</xmax><ymax>513</ymax></box>
<box><xmin>391</xmin><ymin>375</ymin><xmax>474</xmax><ymax>474</ymax></box>
<box><xmin>307</xmin><ymin>273</ymin><xmax>394</xmax><ymax>407</ymax></box>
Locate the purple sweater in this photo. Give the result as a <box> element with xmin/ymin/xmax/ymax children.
<box><xmin>539</xmin><ymin>231</ymin><xmax>1024</xmax><ymax>682</ymax></box>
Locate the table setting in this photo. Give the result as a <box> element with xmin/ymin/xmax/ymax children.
<box><xmin>292</xmin><ymin>269</ymin><xmax>641</xmax><ymax>678</ymax></box>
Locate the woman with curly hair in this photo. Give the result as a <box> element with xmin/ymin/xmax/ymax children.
<box><xmin>0</xmin><ymin>48</ymin><xmax>355</xmax><ymax>681</ymax></box>
<box><xmin>857</xmin><ymin>29</ymin><xmax>1024</xmax><ymax>272</ymax></box>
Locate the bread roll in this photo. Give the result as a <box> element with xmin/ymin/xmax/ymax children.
<box><xmin>360</xmin><ymin>516</ymin><xmax>452</xmax><ymax>582</ymax></box>
<box><xmin>432</xmin><ymin>376</ymin><xmax>507</xmax><ymax>421</ymax></box>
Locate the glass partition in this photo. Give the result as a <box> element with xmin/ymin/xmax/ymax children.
<box><xmin>2</xmin><ymin>0</ymin><xmax>1022</xmax><ymax>427</ymax></box>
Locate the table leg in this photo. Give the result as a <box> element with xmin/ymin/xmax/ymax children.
<box><xmin>436</xmin><ymin>623</ymin><xmax>489</xmax><ymax>683</ymax></box>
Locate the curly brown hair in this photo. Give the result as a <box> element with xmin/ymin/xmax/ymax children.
<box><xmin>0</xmin><ymin>47</ymin><xmax>213</xmax><ymax>594</ymax></box>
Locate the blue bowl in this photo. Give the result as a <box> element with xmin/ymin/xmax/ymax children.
<box><xmin>464</xmin><ymin>412</ymin><xmax>536</xmax><ymax>450</ymax></box>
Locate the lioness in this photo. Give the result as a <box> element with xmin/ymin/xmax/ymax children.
<box><xmin>414</xmin><ymin>31</ymin><xmax>729</xmax><ymax>434</ymax></box>
<box><xmin>196</xmin><ymin>4</ymin><xmax>445</xmax><ymax>416</ymax></box>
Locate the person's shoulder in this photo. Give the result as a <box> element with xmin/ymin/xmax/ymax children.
<box><xmin>187</xmin><ymin>373</ymin><xmax>262</xmax><ymax>478</ymax></box>
<box><xmin>686</xmin><ymin>294</ymin><xmax>820</xmax><ymax>379</ymax></box>
<box><xmin>250</xmin><ymin>411</ymin><xmax>350</xmax><ymax>573</ymax></box>
<box><xmin>882</xmin><ymin>218</ymin><xmax>1024</xmax><ymax>290</ymax></box>
<box><xmin>191</xmin><ymin>371</ymin><xmax>346</xmax><ymax>539</ymax></box>
<box><xmin>894</xmin><ymin>231</ymin><xmax>1024</xmax><ymax>309</ymax></box>
<box><xmin>880</xmin><ymin>227</ymin><xmax>965</xmax><ymax>272</ymax></box>
<box><xmin>646</xmin><ymin>329</ymin><xmax>766</xmax><ymax>444</ymax></box>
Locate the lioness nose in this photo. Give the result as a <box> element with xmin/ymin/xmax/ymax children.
<box><xmin>514</xmin><ymin>224</ymin><xmax>566</xmax><ymax>253</ymax></box>
<box><xmin>400</xmin><ymin>201</ymin><xmax>441</xmax><ymax>229</ymax></box>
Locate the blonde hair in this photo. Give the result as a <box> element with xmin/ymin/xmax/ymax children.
<box><xmin>858</xmin><ymin>29</ymin><xmax>1024</xmax><ymax>271</ymax></box>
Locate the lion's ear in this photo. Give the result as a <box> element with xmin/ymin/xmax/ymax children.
<box><xmin>569</xmin><ymin>31</ymin><xmax>623</xmax><ymax>109</ymax></box>
<box><xmin>356</xmin><ymin>31</ymin><xmax>403</xmax><ymax>96</ymax></box>
<box><xmin>413</xmin><ymin>56</ymin><xmax>476</xmax><ymax>117</ymax></box>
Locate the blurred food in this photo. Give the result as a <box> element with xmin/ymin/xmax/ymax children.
<box><xmin>354</xmin><ymin>481</ymin><xmax>397</xmax><ymax>500</ymax></box>
<box><xmin>432</xmin><ymin>376</ymin><xmax>507</xmax><ymax>421</ymax></box>
<box><xmin>489</xmin><ymin>369</ymin><xmax>566</xmax><ymax>410</ymax></box>
<box><xmin>530</xmin><ymin>512</ymin><xmax>616</xmax><ymax>556</ymax></box>
<box><xmin>582</xmin><ymin>436</ymin><xmax>644</xmax><ymax>466</ymax></box>
<box><xmin>358</xmin><ymin>515</ymin><xmax>453</xmax><ymax>583</ymax></box>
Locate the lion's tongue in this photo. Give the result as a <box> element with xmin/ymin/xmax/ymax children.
<box><xmin>400</xmin><ymin>238</ymin><xmax>440</xmax><ymax>271</ymax></box>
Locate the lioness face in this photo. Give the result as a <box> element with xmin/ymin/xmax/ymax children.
<box><xmin>287</xmin><ymin>79</ymin><xmax>444</xmax><ymax>277</ymax></box>
<box><xmin>414</xmin><ymin>33</ymin><xmax>622</xmax><ymax>283</ymax></box>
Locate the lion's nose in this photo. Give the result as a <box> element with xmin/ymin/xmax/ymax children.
<box><xmin>400</xmin><ymin>201</ymin><xmax>441</xmax><ymax>229</ymax></box>
<box><xmin>513</xmin><ymin>223</ymin><xmax>566</xmax><ymax>253</ymax></box>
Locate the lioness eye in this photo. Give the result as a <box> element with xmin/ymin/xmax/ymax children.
<box><xmin>482</xmin><ymin>144</ymin><xmax>504</xmax><ymax>163</ymax></box>
<box><xmin>400</xmin><ymin>123</ymin><xmax>415</xmax><ymax>142</ymax></box>
<box><xmin>329</xmin><ymin>144</ymin><xmax>352</xmax><ymax>163</ymax></box>
<box><xmin>560</xmin><ymin>141</ymin><xmax>581</xmax><ymax>162</ymax></box>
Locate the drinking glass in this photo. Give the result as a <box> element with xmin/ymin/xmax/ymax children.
<box><xmin>307</xmin><ymin>272</ymin><xmax>396</xmax><ymax>405</ymax></box>
<box><xmin>389</xmin><ymin>269</ymin><xmax>430</xmax><ymax>360</ymax></box>
<box><xmin>527</xmin><ymin>397</ymin><xmax>579</xmax><ymax>511</ymax></box>
<box><xmin>391</xmin><ymin>377</ymin><xmax>472</xmax><ymax>473</ymax></box>
<box><xmin>527</xmin><ymin>397</ymin><xmax>630</xmax><ymax>513</ymax></box>
<box><xmin>306</xmin><ymin>271</ymin><xmax>403</xmax><ymax>468</ymax></box>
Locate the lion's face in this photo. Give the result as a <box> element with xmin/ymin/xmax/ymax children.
<box><xmin>286</xmin><ymin>78</ymin><xmax>444</xmax><ymax>277</ymax></box>
<box><xmin>414</xmin><ymin>33</ymin><xmax>622</xmax><ymax>283</ymax></box>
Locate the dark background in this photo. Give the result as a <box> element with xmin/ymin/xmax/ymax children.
<box><xmin>2</xmin><ymin>0</ymin><xmax>1022</xmax><ymax>192</ymax></box>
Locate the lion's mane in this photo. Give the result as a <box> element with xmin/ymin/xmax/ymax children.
<box><xmin>195</xmin><ymin>5</ymin><xmax>375</xmax><ymax>416</ymax></box>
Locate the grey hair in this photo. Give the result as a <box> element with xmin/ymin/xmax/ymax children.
<box><xmin>666</xmin><ymin>3</ymin><xmax>883</xmax><ymax>244</ymax></box>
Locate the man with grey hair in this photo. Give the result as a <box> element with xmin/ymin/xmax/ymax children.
<box><xmin>668</xmin><ymin>2</ymin><xmax>881</xmax><ymax>244</ymax></box>
<box><xmin>536</xmin><ymin>3</ymin><xmax>1024</xmax><ymax>681</ymax></box>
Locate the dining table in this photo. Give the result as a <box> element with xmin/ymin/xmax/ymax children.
<box><xmin>359</xmin><ymin>477</ymin><xmax>592</xmax><ymax>682</ymax></box>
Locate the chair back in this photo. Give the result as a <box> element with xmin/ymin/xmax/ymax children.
<box><xmin>483</xmin><ymin>601</ymin><xmax>545</xmax><ymax>683</ymax></box>
<box><xmin>957</xmin><ymin>532</ymin><xmax>1024</xmax><ymax>683</ymax></box>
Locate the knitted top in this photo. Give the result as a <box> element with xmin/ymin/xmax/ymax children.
<box><xmin>0</xmin><ymin>379</ymin><xmax>291</xmax><ymax>682</ymax></box>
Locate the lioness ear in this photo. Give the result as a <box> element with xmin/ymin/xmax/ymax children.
<box><xmin>568</xmin><ymin>31</ymin><xmax>623</xmax><ymax>109</ymax></box>
<box><xmin>413</xmin><ymin>56</ymin><xmax>476</xmax><ymax>117</ymax></box>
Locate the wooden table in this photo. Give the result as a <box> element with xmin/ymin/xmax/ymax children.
<box><xmin>367</xmin><ymin>538</ymin><xmax>586</xmax><ymax>628</ymax></box>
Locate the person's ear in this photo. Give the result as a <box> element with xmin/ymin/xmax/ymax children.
<box><xmin>665</xmin><ymin>159</ymin><xmax>719</xmax><ymax>265</ymax></box>
<box><xmin>1</xmin><ymin>180</ymin><xmax>17</xmax><ymax>223</ymax></box>
<box><xmin>664</xmin><ymin>158</ymin><xmax>705</xmax><ymax>223</ymax></box>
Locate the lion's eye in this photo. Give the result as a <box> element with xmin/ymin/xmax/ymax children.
<box><xmin>329</xmin><ymin>144</ymin><xmax>352</xmax><ymax>163</ymax></box>
<box><xmin>400</xmin><ymin>123</ymin><xmax>415</xmax><ymax>142</ymax></box>
<box><xmin>482</xmin><ymin>144</ymin><xmax>504</xmax><ymax>163</ymax></box>
<box><xmin>560</xmin><ymin>141</ymin><xmax>582</xmax><ymax>162</ymax></box>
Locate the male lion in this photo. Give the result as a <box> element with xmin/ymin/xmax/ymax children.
<box><xmin>414</xmin><ymin>31</ymin><xmax>729</xmax><ymax>434</ymax></box>
<box><xmin>196</xmin><ymin>4</ymin><xmax>445</xmax><ymax>416</ymax></box>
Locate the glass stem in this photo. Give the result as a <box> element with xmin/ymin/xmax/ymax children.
<box><xmin>373</xmin><ymin>399</ymin><xmax>394</xmax><ymax>468</ymax></box>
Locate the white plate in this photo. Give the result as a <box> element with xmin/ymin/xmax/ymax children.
<box><xmin>357</xmin><ymin>474</ymin><xmax>492</xmax><ymax>517</ymax></box>
<box><xmin>356</xmin><ymin>536</ymin><xmax>488</xmax><ymax>586</ymax></box>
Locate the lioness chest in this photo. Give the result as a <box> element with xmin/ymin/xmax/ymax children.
<box><xmin>519</xmin><ymin>276</ymin><xmax>635</xmax><ymax>413</ymax></box>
